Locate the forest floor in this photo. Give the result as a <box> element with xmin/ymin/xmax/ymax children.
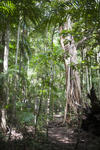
<box><xmin>0</xmin><ymin>115</ymin><xmax>100</xmax><ymax>150</ymax></box>
<box><xmin>48</xmin><ymin>126</ymin><xmax>100</xmax><ymax>150</ymax></box>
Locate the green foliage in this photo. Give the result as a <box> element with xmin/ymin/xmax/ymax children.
<box><xmin>0</xmin><ymin>0</ymin><xmax>100</xmax><ymax>136</ymax></box>
<box><xmin>17</xmin><ymin>111</ymin><xmax>34</xmax><ymax>124</ymax></box>
<box><xmin>0</xmin><ymin>1</ymin><xmax>15</xmax><ymax>16</ymax></box>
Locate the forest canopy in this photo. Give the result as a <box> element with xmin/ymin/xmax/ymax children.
<box><xmin>0</xmin><ymin>0</ymin><xmax>100</xmax><ymax>147</ymax></box>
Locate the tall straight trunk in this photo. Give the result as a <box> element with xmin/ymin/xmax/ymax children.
<box><xmin>46</xmin><ymin>98</ymin><xmax>50</xmax><ymax>137</ymax></box>
<box><xmin>0</xmin><ymin>32</ymin><xmax>5</xmax><ymax>104</ymax></box>
<box><xmin>3</xmin><ymin>26</ymin><xmax>9</xmax><ymax>73</ymax></box>
<box><xmin>81</xmin><ymin>49</ymin><xmax>85</xmax><ymax>105</ymax></box>
<box><xmin>86</xmin><ymin>66</ymin><xmax>90</xmax><ymax>93</ymax></box>
<box><xmin>86</xmin><ymin>53</ymin><xmax>90</xmax><ymax>93</ymax></box>
<box><xmin>0</xmin><ymin>32</ymin><xmax>5</xmax><ymax>131</ymax></box>
<box><xmin>60</xmin><ymin>18</ymin><xmax>81</xmax><ymax>123</ymax></box>
<box><xmin>89</xmin><ymin>56</ymin><xmax>92</xmax><ymax>91</ymax></box>
<box><xmin>12</xmin><ymin>22</ymin><xmax>20</xmax><ymax>120</ymax></box>
<box><xmin>97</xmin><ymin>51</ymin><xmax>100</xmax><ymax>99</ymax></box>
<box><xmin>34</xmin><ymin>79</ymin><xmax>44</xmax><ymax>135</ymax></box>
<box><xmin>34</xmin><ymin>97</ymin><xmax>39</xmax><ymax>126</ymax></box>
<box><xmin>15</xmin><ymin>22</ymin><xmax>20</xmax><ymax>66</ymax></box>
<box><xmin>1</xmin><ymin>24</ymin><xmax>9</xmax><ymax>132</ymax></box>
<box><xmin>34</xmin><ymin>97</ymin><xmax>42</xmax><ymax>135</ymax></box>
<box><xmin>50</xmin><ymin>27</ymin><xmax>55</xmax><ymax>120</ymax></box>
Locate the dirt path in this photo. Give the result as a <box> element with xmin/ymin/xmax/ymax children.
<box><xmin>47</xmin><ymin>126</ymin><xmax>100</xmax><ymax>150</ymax></box>
<box><xmin>0</xmin><ymin>122</ymin><xmax>100</xmax><ymax>150</ymax></box>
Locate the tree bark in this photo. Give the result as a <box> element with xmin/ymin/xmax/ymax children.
<box><xmin>0</xmin><ymin>24</ymin><xmax>10</xmax><ymax>132</ymax></box>
<box><xmin>60</xmin><ymin>18</ymin><xmax>81</xmax><ymax>123</ymax></box>
<box><xmin>0</xmin><ymin>32</ymin><xmax>5</xmax><ymax>104</ymax></box>
<box><xmin>12</xmin><ymin>22</ymin><xmax>21</xmax><ymax>120</ymax></box>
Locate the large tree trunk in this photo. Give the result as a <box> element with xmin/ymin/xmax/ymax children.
<box><xmin>60</xmin><ymin>18</ymin><xmax>81</xmax><ymax>123</ymax></box>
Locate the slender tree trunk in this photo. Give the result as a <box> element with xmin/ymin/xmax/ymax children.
<box><xmin>86</xmin><ymin>66</ymin><xmax>90</xmax><ymax>93</ymax></box>
<box><xmin>15</xmin><ymin>22</ymin><xmax>20</xmax><ymax>66</ymax></box>
<box><xmin>0</xmin><ymin>32</ymin><xmax>5</xmax><ymax>104</ymax></box>
<box><xmin>46</xmin><ymin>97</ymin><xmax>50</xmax><ymax>137</ymax></box>
<box><xmin>89</xmin><ymin>56</ymin><xmax>92</xmax><ymax>90</ymax></box>
<box><xmin>1</xmin><ymin>24</ymin><xmax>10</xmax><ymax>132</ymax></box>
<box><xmin>34</xmin><ymin>97</ymin><xmax>42</xmax><ymax>135</ymax></box>
<box><xmin>34</xmin><ymin>80</ymin><xmax>44</xmax><ymax>135</ymax></box>
<box><xmin>97</xmin><ymin>51</ymin><xmax>100</xmax><ymax>99</ymax></box>
<box><xmin>0</xmin><ymin>32</ymin><xmax>5</xmax><ymax>131</ymax></box>
<box><xmin>13</xmin><ymin>22</ymin><xmax>20</xmax><ymax>118</ymax></box>
<box><xmin>60</xmin><ymin>18</ymin><xmax>81</xmax><ymax>123</ymax></box>
<box><xmin>50</xmin><ymin>27</ymin><xmax>55</xmax><ymax>120</ymax></box>
<box><xmin>34</xmin><ymin>97</ymin><xmax>39</xmax><ymax>126</ymax></box>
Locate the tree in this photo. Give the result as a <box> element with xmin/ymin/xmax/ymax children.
<box><xmin>60</xmin><ymin>18</ymin><xmax>81</xmax><ymax>123</ymax></box>
<box><xmin>0</xmin><ymin>0</ymin><xmax>100</xmax><ymax>138</ymax></box>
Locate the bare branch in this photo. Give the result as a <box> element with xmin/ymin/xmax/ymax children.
<box><xmin>76</xmin><ymin>36</ymin><xmax>91</xmax><ymax>49</ymax></box>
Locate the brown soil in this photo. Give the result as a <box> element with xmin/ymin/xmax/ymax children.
<box><xmin>0</xmin><ymin>120</ymin><xmax>100</xmax><ymax>150</ymax></box>
<box><xmin>47</xmin><ymin>126</ymin><xmax>100</xmax><ymax>150</ymax></box>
